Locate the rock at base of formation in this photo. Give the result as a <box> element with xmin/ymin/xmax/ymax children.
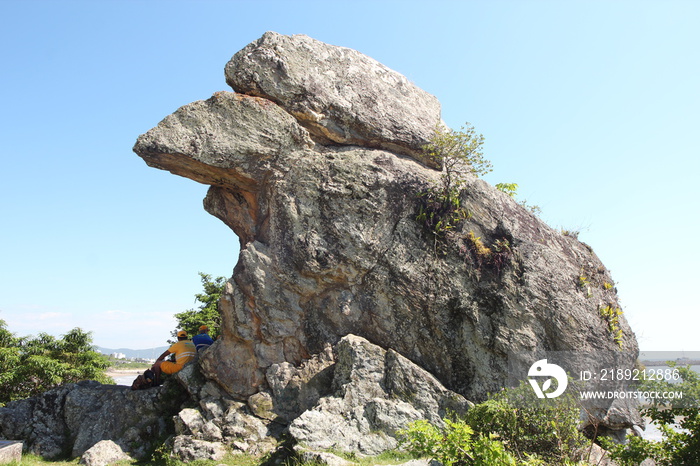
<box><xmin>1</xmin><ymin>31</ymin><xmax>644</xmax><ymax>461</ymax></box>
<box><xmin>287</xmin><ymin>335</ymin><xmax>471</xmax><ymax>455</ymax></box>
<box><xmin>0</xmin><ymin>380</ymin><xmax>188</xmax><ymax>460</ymax></box>
<box><xmin>0</xmin><ymin>336</ymin><xmax>471</xmax><ymax>461</ymax></box>
<box><xmin>79</xmin><ymin>440</ymin><xmax>131</xmax><ymax>466</ymax></box>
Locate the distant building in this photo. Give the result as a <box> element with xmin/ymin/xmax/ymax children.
<box><xmin>110</xmin><ymin>352</ymin><xmax>126</xmax><ymax>360</ymax></box>
<box><xmin>133</xmin><ymin>357</ymin><xmax>156</xmax><ymax>364</ymax></box>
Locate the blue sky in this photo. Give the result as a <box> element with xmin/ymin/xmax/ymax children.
<box><xmin>1</xmin><ymin>0</ymin><xmax>697</xmax><ymax>350</ymax></box>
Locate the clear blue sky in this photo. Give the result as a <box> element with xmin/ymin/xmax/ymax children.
<box><xmin>1</xmin><ymin>0</ymin><xmax>697</xmax><ymax>351</ymax></box>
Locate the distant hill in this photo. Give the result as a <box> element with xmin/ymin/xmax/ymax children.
<box><xmin>96</xmin><ymin>346</ymin><xmax>168</xmax><ymax>359</ymax></box>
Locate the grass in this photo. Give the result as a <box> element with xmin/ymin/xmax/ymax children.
<box><xmin>5</xmin><ymin>454</ymin><xmax>80</xmax><ymax>465</ymax></box>
<box><xmin>327</xmin><ymin>450</ymin><xmax>417</xmax><ymax>465</ymax></box>
<box><xmin>7</xmin><ymin>450</ymin><xmax>419</xmax><ymax>466</ymax></box>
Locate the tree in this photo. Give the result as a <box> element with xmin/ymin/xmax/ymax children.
<box><xmin>172</xmin><ymin>272</ymin><xmax>226</xmax><ymax>340</ymax></box>
<box><xmin>603</xmin><ymin>363</ymin><xmax>700</xmax><ymax>465</ymax></box>
<box><xmin>424</xmin><ymin>122</ymin><xmax>491</xmax><ymax>193</ymax></box>
<box><xmin>416</xmin><ymin>123</ymin><xmax>490</xmax><ymax>248</ymax></box>
<box><xmin>0</xmin><ymin>320</ymin><xmax>111</xmax><ymax>406</ymax></box>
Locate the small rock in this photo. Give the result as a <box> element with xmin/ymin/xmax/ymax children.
<box><xmin>293</xmin><ymin>446</ymin><xmax>354</xmax><ymax>466</ymax></box>
<box><xmin>79</xmin><ymin>440</ymin><xmax>131</xmax><ymax>466</ymax></box>
<box><xmin>171</xmin><ymin>435</ymin><xmax>226</xmax><ymax>462</ymax></box>
<box><xmin>0</xmin><ymin>441</ymin><xmax>22</xmax><ymax>464</ymax></box>
<box><xmin>174</xmin><ymin>408</ymin><xmax>205</xmax><ymax>435</ymax></box>
<box><xmin>248</xmin><ymin>390</ymin><xmax>276</xmax><ymax>421</ymax></box>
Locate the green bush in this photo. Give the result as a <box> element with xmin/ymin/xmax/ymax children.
<box><xmin>398</xmin><ymin>418</ymin><xmax>519</xmax><ymax>465</ymax></box>
<box><xmin>464</xmin><ymin>381</ymin><xmax>587</xmax><ymax>463</ymax></box>
<box><xmin>603</xmin><ymin>363</ymin><xmax>700</xmax><ymax>465</ymax></box>
<box><xmin>0</xmin><ymin>321</ymin><xmax>111</xmax><ymax>406</ymax></box>
<box><xmin>398</xmin><ymin>380</ymin><xmax>591</xmax><ymax>464</ymax></box>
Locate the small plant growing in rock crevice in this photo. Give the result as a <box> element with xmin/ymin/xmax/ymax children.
<box><xmin>599</xmin><ymin>304</ymin><xmax>624</xmax><ymax>348</ymax></box>
<box><xmin>463</xmin><ymin>231</ymin><xmax>513</xmax><ymax>273</ymax></box>
<box><xmin>467</xmin><ymin>231</ymin><xmax>491</xmax><ymax>257</ymax></box>
<box><xmin>577</xmin><ymin>274</ymin><xmax>592</xmax><ymax>298</ymax></box>
<box><xmin>415</xmin><ymin>123</ymin><xmax>514</xmax><ymax>274</ymax></box>
<box><xmin>560</xmin><ymin>228</ymin><xmax>581</xmax><ymax>239</ymax></box>
<box><xmin>495</xmin><ymin>182</ymin><xmax>541</xmax><ymax>215</ymax></box>
<box><xmin>416</xmin><ymin>184</ymin><xmax>470</xmax><ymax>249</ymax></box>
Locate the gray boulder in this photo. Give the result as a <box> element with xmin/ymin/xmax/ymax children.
<box><xmin>0</xmin><ymin>380</ymin><xmax>187</xmax><ymax>459</ymax></box>
<box><xmin>171</xmin><ymin>435</ymin><xmax>226</xmax><ymax>462</ymax></box>
<box><xmin>288</xmin><ymin>335</ymin><xmax>472</xmax><ymax>455</ymax></box>
<box><xmin>226</xmin><ymin>31</ymin><xmax>442</xmax><ymax>167</ymax></box>
<box><xmin>79</xmin><ymin>440</ymin><xmax>131</xmax><ymax>466</ymax></box>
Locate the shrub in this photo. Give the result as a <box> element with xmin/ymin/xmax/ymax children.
<box><xmin>464</xmin><ymin>381</ymin><xmax>588</xmax><ymax>463</ymax></box>
<box><xmin>416</xmin><ymin>123</ymin><xmax>487</xmax><ymax>248</ymax></box>
<box><xmin>603</xmin><ymin>363</ymin><xmax>700</xmax><ymax>465</ymax></box>
<box><xmin>0</xmin><ymin>321</ymin><xmax>111</xmax><ymax>406</ymax></box>
<box><xmin>398</xmin><ymin>418</ymin><xmax>519</xmax><ymax>465</ymax></box>
<box><xmin>399</xmin><ymin>380</ymin><xmax>590</xmax><ymax>465</ymax></box>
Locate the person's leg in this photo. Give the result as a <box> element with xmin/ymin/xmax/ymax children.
<box><xmin>152</xmin><ymin>360</ymin><xmax>180</xmax><ymax>385</ymax></box>
<box><xmin>151</xmin><ymin>360</ymin><xmax>163</xmax><ymax>385</ymax></box>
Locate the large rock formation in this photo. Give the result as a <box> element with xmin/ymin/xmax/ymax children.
<box><xmin>1</xmin><ymin>32</ymin><xmax>642</xmax><ymax>461</ymax></box>
<box><xmin>134</xmin><ymin>31</ymin><xmax>639</xmax><ymax>404</ymax></box>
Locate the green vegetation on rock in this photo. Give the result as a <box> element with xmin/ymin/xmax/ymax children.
<box><xmin>415</xmin><ymin>123</ymin><xmax>487</xmax><ymax>249</ymax></box>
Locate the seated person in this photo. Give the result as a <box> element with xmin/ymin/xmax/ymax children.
<box><xmin>192</xmin><ymin>325</ymin><xmax>215</xmax><ymax>352</ymax></box>
<box><xmin>152</xmin><ymin>330</ymin><xmax>196</xmax><ymax>382</ymax></box>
